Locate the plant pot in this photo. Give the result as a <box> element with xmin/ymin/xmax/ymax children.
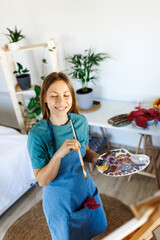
<box><xmin>17</xmin><ymin>74</ymin><xmax>31</xmax><ymax>90</ymax></box>
<box><xmin>76</xmin><ymin>88</ymin><xmax>93</xmax><ymax>110</ymax></box>
<box><xmin>8</xmin><ymin>42</ymin><xmax>20</xmax><ymax>51</ymax></box>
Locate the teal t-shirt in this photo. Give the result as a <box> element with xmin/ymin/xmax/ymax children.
<box><xmin>27</xmin><ymin>113</ymin><xmax>89</xmax><ymax>169</ymax></box>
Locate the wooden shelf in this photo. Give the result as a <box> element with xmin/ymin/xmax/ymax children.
<box><xmin>0</xmin><ymin>38</ymin><xmax>60</xmax><ymax>134</ymax></box>
<box><xmin>3</xmin><ymin>43</ymin><xmax>48</xmax><ymax>53</ymax></box>
<box><xmin>15</xmin><ymin>83</ymin><xmax>36</xmax><ymax>95</ymax></box>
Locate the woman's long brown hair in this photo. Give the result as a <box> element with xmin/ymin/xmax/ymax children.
<box><xmin>40</xmin><ymin>72</ymin><xmax>79</xmax><ymax>119</ymax></box>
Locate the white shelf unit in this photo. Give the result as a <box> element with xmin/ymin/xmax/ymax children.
<box><xmin>0</xmin><ymin>38</ymin><xmax>60</xmax><ymax>134</ymax></box>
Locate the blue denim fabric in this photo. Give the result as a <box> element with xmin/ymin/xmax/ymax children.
<box><xmin>43</xmin><ymin>146</ymin><xmax>107</xmax><ymax>240</ymax></box>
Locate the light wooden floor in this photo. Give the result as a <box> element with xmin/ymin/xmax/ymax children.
<box><xmin>0</xmin><ymin>145</ymin><xmax>160</xmax><ymax>240</ymax></box>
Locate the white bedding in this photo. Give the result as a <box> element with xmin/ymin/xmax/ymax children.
<box><xmin>0</xmin><ymin>126</ymin><xmax>36</xmax><ymax>215</ymax></box>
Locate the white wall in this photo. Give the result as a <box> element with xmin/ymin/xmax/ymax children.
<box><xmin>0</xmin><ymin>0</ymin><xmax>160</xmax><ymax>146</ymax></box>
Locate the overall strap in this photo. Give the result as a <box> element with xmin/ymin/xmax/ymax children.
<box><xmin>47</xmin><ymin>118</ymin><xmax>57</xmax><ymax>151</ymax></box>
<box><xmin>47</xmin><ymin>114</ymin><xmax>79</xmax><ymax>151</ymax></box>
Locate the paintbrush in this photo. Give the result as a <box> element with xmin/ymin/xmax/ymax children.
<box><xmin>70</xmin><ymin>120</ymin><xmax>88</xmax><ymax>179</ymax></box>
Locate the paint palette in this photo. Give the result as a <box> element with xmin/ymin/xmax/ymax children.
<box><xmin>96</xmin><ymin>149</ymin><xmax>150</xmax><ymax>177</ymax></box>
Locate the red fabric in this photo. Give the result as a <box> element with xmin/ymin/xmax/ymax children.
<box><xmin>149</xmin><ymin>108</ymin><xmax>160</xmax><ymax>120</ymax></box>
<box><xmin>81</xmin><ymin>197</ymin><xmax>100</xmax><ymax>209</ymax></box>
<box><xmin>128</xmin><ymin>108</ymin><xmax>160</xmax><ymax>128</ymax></box>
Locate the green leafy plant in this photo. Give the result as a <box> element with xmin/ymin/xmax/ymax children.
<box><xmin>26</xmin><ymin>85</ymin><xmax>41</xmax><ymax>119</ymax></box>
<box><xmin>4</xmin><ymin>26</ymin><xmax>25</xmax><ymax>43</ymax></box>
<box><xmin>25</xmin><ymin>56</ymin><xmax>48</xmax><ymax>121</ymax></box>
<box><xmin>66</xmin><ymin>49</ymin><xmax>110</xmax><ymax>92</ymax></box>
<box><xmin>13</xmin><ymin>62</ymin><xmax>29</xmax><ymax>76</ymax></box>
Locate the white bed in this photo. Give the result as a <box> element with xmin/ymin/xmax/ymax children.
<box><xmin>0</xmin><ymin>126</ymin><xmax>36</xmax><ymax>215</ymax></box>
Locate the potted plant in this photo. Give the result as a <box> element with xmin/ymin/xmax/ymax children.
<box><xmin>66</xmin><ymin>49</ymin><xmax>110</xmax><ymax>109</ymax></box>
<box><xmin>4</xmin><ymin>26</ymin><xmax>25</xmax><ymax>50</ymax></box>
<box><xmin>13</xmin><ymin>62</ymin><xmax>31</xmax><ymax>90</ymax></box>
<box><xmin>25</xmin><ymin>85</ymin><xmax>42</xmax><ymax>121</ymax></box>
<box><xmin>25</xmin><ymin>58</ymin><xmax>48</xmax><ymax>124</ymax></box>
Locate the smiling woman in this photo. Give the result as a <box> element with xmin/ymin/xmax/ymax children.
<box><xmin>27</xmin><ymin>72</ymin><xmax>107</xmax><ymax>240</ymax></box>
<box><xmin>44</xmin><ymin>80</ymin><xmax>73</xmax><ymax>125</ymax></box>
<box><xmin>40</xmin><ymin>72</ymin><xmax>79</xmax><ymax>123</ymax></box>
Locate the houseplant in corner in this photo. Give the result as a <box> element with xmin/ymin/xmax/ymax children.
<box><xmin>66</xmin><ymin>49</ymin><xmax>110</xmax><ymax>110</ymax></box>
<box><xmin>4</xmin><ymin>26</ymin><xmax>25</xmax><ymax>50</ymax></box>
<box><xmin>13</xmin><ymin>62</ymin><xmax>31</xmax><ymax>90</ymax></box>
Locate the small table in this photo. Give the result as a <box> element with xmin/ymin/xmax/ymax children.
<box><xmin>81</xmin><ymin>99</ymin><xmax>160</xmax><ymax>189</ymax></box>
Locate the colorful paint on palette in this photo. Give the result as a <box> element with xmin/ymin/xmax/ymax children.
<box><xmin>96</xmin><ymin>149</ymin><xmax>150</xmax><ymax>177</ymax></box>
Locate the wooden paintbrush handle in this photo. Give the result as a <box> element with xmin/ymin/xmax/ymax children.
<box><xmin>70</xmin><ymin>120</ymin><xmax>88</xmax><ymax>179</ymax></box>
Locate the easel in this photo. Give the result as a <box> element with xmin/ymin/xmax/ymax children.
<box><xmin>102</xmin><ymin>191</ymin><xmax>160</xmax><ymax>240</ymax></box>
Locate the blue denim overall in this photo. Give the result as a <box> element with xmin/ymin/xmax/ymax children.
<box><xmin>42</xmin><ymin>118</ymin><xmax>107</xmax><ymax>240</ymax></box>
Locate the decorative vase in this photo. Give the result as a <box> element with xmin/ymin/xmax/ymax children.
<box><xmin>17</xmin><ymin>74</ymin><xmax>31</xmax><ymax>90</ymax></box>
<box><xmin>8</xmin><ymin>42</ymin><xmax>20</xmax><ymax>51</ymax></box>
<box><xmin>76</xmin><ymin>88</ymin><xmax>93</xmax><ymax>110</ymax></box>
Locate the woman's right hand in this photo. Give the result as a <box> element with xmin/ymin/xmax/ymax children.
<box><xmin>54</xmin><ymin>139</ymin><xmax>81</xmax><ymax>160</ymax></box>
<box><xmin>34</xmin><ymin>139</ymin><xmax>81</xmax><ymax>186</ymax></box>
